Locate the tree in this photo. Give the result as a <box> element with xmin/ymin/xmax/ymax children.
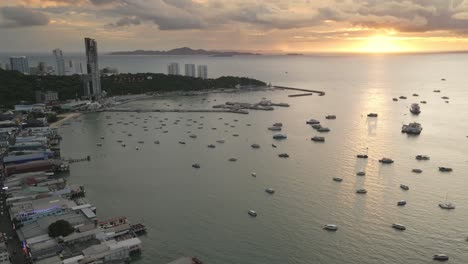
<box><xmin>48</xmin><ymin>220</ymin><xmax>74</xmax><ymax>237</ymax></box>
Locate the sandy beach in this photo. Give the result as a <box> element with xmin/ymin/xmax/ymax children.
<box><xmin>50</xmin><ymin>112</ymin><xmax>81</xmax><ymax>128</ymax></box>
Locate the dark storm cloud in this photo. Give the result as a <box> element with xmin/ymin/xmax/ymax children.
<box><xmin>0</xmin><ymin>6</ymin><xmax>49</xmax><ymax>28</ymax></box>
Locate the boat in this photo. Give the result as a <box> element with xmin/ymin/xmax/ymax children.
<box><xmin>420</xmin><ymin>100</ymin><xmax>427</xmax><ymax>104</ymax></box>
<box><xmin>412</xmin><ymin>93</ymin><xmax>419</xmax><ymax>97</ymax></box>
<box><xmin>278</xmin><ymin>153</ymin><xmax>289</xmax><ymax>158</ymax></box>
<box><xmin>399</xmin><ymin>96</ymin><xmax>407</xmax><ymax>99</ymax></box>
<box><xmin>397</xmin><ymin>200</ymin><xmax>407</xmax><ymax>206</ymax></box>
<box><xmin>323</xmin><ymin>224</ymin><xmax>338</xmax><ymax>231</ymax></box>
<box><xmin>356</xmin><ymin>154</ymin><xmax>368</xmax><ymax>159</ymax></box>
<box><xmin>121</xmin><ymin>144</ymin><xmax>126</xmax><ymax>147</ymax></box>
<box><xmin>228</xmin><ymin>158</ymin><xmax>237</xmax><ymax>162</ymax></box>
<box><xmin>306</xmin><ymin>119</ymin><xmax>320</xmax><ymax>125</ymax></box>
<box><xmin>268</xmin><ymin>126</ymin><xmax>282</xmax><ymax>131</ymax></box>
<box><xmin>189</xmin><ymin>135</ymin><xmax>197</xmax><ymax>138</ymax></box>
<box><xmin>265</xmin><ymin>188</ymin><xmax>275</xmax><ymax>194</ymax></box>
<box><xmin>400</xmin><ymin>184</ymin><xmax>409</xmax><ymax>190</ymax></box>
<box><xmin>439</xmin><ymin>203</ymin><xmax>455</xmax><ymax>209</ymax></box>
<box><xmin>273</xmin><ymin>134</ymin><xmax>287</xmax><ymax>140</ymax></box>
<box><xmin>192</xmin><ymin>163</ymin><xmax>200</xmax><ymax>168</ymax></box>
<box><xmin>356</xmin><ymin>189</ymin><xmax>367</xmax><ymax>194</ymax></box>
<box><xmin>154</xmin><ymin>141</ymin><xmax>160</xmax><ymax>144</ymax></box>
<box><xmin>272</xmin><ymin>144</ymin><xmax>277</xmax><ymax>148</ymax></box>
<box><xmin>379</xmin><ymin>158</ymin><xmax>394</xmax><ymax>164</ymax></box>
<box><xmin>179</xmin><ymin>141</ymin><xmax>186</xmax><ymax>145</ymax></box>
<box><xmin>325</xmin><ymin>115</ymin><xmax>336</xmax><ymax>120</ymax></box>
<box><xmin>416</xmin><ymin>155</ymin><xmax>430</xmax><ymax>160</ymax></box>
<box><xmin>433</xmin><ymin>254</ymin><xmax>449</xmax><ymax>261</ymax></box>
<box><xmin>410</xmin><ymin>103</ymin><xmax>421</xmax><ymax>115</ymax></box>
<box><xmin>251</xmin><ymin>172</ymin><xmax>256</xmax><ymax>177</ymax></box>
<box><xmin>412</xmin><ymin>169</ymin><xmax>422</xmax><ymax>173</ymax></box>
<box><xmin>356</xmin><ymin>171</ymin><xmax>366</xmax><ymax>176</ymax></box>
<box><xmin>311</xmin><ymin>124</ymin><xmax>322</xmax><ymax>129</ymax></box>
<box><xmin>392</xmin><ymin>223</ymin><xmax>406</xmax><ymax>230</ymax></box>
<box><xmin>138</xmin><ymin>141</ymin><xmax>144</xmax><ymax>144</ymax></box>
<box><xmin>100</xmin><ymin>136</ymin><xmax>104</xmax><ymax>139</ymax></box>
<box><xmin>401</xmin><ymin>122</ymin><xmax>423</xmax><ymax>135</ymax></box>
<box><xmin>441</xmin><ymin>96</ymin><xmax>449</xmax><ymax>100</ymax></box>
<box><xmin>367</xmin><ymin>113</ymin><xmax>378</xmax><ymax>117</ymax></box>
<box><xmin>317</xmin><ymin>127</ymin><xmax>330</xmax><ymax>132</ymax></box>
<box><xmin>248</xmin><ymin>210</ymin><xmax>257</xmax><ymax>217</ymax></box>
<box><xmin>433</xmin><ymin>90</ymin><xmax>441</xmax><ymax>93</ymax></box>
<box><xmin>393</xmin><ymin>98</ymin><xmax>398</xmax><ymax>101</ymax></box>
<box><xmin>96</xmin><ymin>143</ymin><xmax>102</xmax><ymax>146</ymax></box>
<box><xmin>216</xmin><ymin>140</ymin><xmax>225</xmax><ymax>143</ymax></box>
<box><xmin>117</xmin><ymin>140</ymin><xmax>123</xmax><ymax>143</ymax></box>
<box><xmin>311</xmin><ymin>136</ymin><xmax>325</xmax><ymax>142</ymax></box>
<box><xmin>232</xmin><ymin>134</ymin><xmax>239</xmax><ymax>137</ymax></box>
<box><xmin>207</xmin><ymin>144</ymin><xmax>216</xmax><ymax>148</ymax></box>
<box><xmin>128</xmin><ymin>133</ymin><xmax>132</xmax><ymax>136</ymax></box>
<box><xmin>439</xmin><ymin>167</ymin><xmax>452</xmax><ymax>172</ymax></box>
<box><xmin>135</xmin><ymin>147</ymin><xmax>139</xmax><ymax>150</ymax></box>
<box><xmin>333</xmin><ymin>177</ymin><xmax>343</xmax><ymax>182</ymax></box>
<box><xmin>273</xmin><ymin>123</ymin><xmax>283</xmax><ymax>127</ymax></box>
<box><xmin>251</xmin><ymin>144</ymin><xmax>260</xmax><ymax>149</ymax></box>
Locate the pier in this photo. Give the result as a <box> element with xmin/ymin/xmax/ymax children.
<box><xmin>274</xmin><ymin>86</ymin><xmax>325</xmax><ymax>96</ymax></box>
<box><xmin>288</xmin><ymin>93</ymin><xmax>313</xmax><ymax>97</ymax></box>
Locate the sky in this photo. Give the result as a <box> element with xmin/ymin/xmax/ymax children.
<box><xmin>2</xmin><ymin>0</ymin><xmax>468</xmax><ymax>53</ymax></box>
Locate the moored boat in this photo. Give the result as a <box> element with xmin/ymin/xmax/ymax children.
<box><xmin>392</xmin><ymin>223</ymin><xmax>406</xmax><ymax>230</ymax></box>
<box><xmin>323</xmin><ymin>224</ymin><xmax>338</xmax><ymax>231</ymax></box>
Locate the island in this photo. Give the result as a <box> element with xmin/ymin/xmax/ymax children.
<box><xmin>108</xmin><ymin>47</ymin><xmax>261</xmax><ymax>56</ymax></box>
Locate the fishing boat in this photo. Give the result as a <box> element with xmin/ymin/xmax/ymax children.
<box><xmin>402</xmin><ymin>122</ymin><xmax>423</xmax><ymax>135</ymax></box>
<box><xmin>311</xmin><ymin>136</ymin><xmax>325</xmax><ymax>142</ymax></box>
<box><xmin>410</xmin><ymin>103</ymin><xmax>421</xmax><ymax>115</ymax></box>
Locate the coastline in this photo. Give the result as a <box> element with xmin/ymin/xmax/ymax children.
<box><xmin>50</xmin><ymin>112</ymin><xmax>81</xmax><ymax>128</ymax></box>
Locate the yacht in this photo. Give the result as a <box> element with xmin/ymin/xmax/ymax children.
<box><xmin>433</xmin><ymin>254</ymin><xmax>449</xmax><ymax>261</ymax></box>
<box><xmin>251</xmin><ymin>144</ymin><xmax>260</xmax><ymax>149</ymax></box>
<box><xmin>412</xmin><ymin>169</ymin><xmax>423</xmax><ymax>173</ymax></box>
<box><xmin>401</xmin><ymin>122</ymin><xmax>423</xmax><ymax>135</ymax></box>
<box><xmin>416</xmin><ymin>155</ymin><xmax>430</xmax><ymax>160</ymax></box>
<box><xmin>439</xmin><ymin>167</ymin><xmax>452</xmax><ymax>172</ymax></box>
<box><xmin>311</xmin><ymin>136</ymin><xmax>325</xmax><ymax>142</ymax></box>
<box><xmin>317</xmin><ymin>127</ymin><xmax>330</xmax><ymax>132</ymax></box>
<box><xmin>265</xmin><ymin>188</ymin><xmax>275</xmax><ymax>194</ymax></box>
<box><xmin>268</xmin><ymin>126</ymin><xmax>282</xmax><ymax>131</ymax></box>
<box><xmin>392</xmin><ymin>223</ymin><xmax>406</xmax><ymax>230</ymax></box>
<box><xmin>400</xmin><ymin>184</ymin><xmax>409</xmax><ymax>190</ymax></box>
<box><xmin>192</xmin><ymin>164</ymin><xmax>200</xmax><ymax>169</ymax></box>
<box><xmin>273</xmin><ymin>134</ymin><xmax>287</xmax><ymax>140</ymax></box>
<box><xmin>356</xmin><ymin>154</ymin><xmax>368</xmax><ymax>159</ymax></box>
<box><xmin>397</xmin><ymin>200</ymin><xmax>407</xmax><ymax>206</ymax></box>
<box><xmin>367</xmin><ymin>113</ymin><xmax>378</xmax><ymax>117</ymax></box>
<box><xmin>248</xmin><ymin>210</ymin><xmax>257</xmax><ymax>217</ymax></box>
<box><xmin>323</xmin><ymin>224</ymin><xmax>338</xmax><ymax>231</ymax></box>
<box><xmin>333</xmin><ymin>177</ymin><xmax>343</xmax><ymax>182</ymax></box>
<box><xmin>325</xmin><ymin>115</ymin><xmax>336</xmax><ymax>120</ymax></box>
<box><xmin>379</xmin><ymin>158</ymin><xmax>394</xmax><ymax>164</ymax></box>
<box><xmin>356</xmin><ymin>171</ymin><xmax>366</xmax><ymax>176</ymax></box>
<box><xmin>439</xmin><ymin>203</ymin><xmax>455</xmax><ymax>209</ymax></box>
<box><xmin>356</xmin><ymin>189</ymin><xmax>367</xmax><ymax>194</ymax></box>
<box><xmin>306</xmin><ymin>119</ymin><xmax>320</xmax><ymax>125</ymax></box>
<box><xmin>410</xmin><ymin>103</ymin><xmax>421</xmax><ymax>115</ymax></box>
<box><xmin>278</xmin><ymin>153</ymin><xmax>289</xmax><ymax>158</ymax></box>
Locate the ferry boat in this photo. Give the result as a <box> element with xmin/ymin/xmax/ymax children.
<box><xmin>410</xmin><ymin>103</ymin><xmax>421</xmax><ymax>115</ymax></box>
<box><xmin>402</xmin><ymin>122</ymin><xmax>422</xmax><ymax>135</ymax></box>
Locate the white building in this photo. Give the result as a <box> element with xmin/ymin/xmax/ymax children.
<box><xmin>9</xmin><ymin>56</ymin><xmax>30</xmax><ymax>74</ymax></box>
<box><xmin>52</xmin><ymin>49</ymin><xmax>65</xmax><ymax>76</ymax></box>
<box><xmin>184</xmin><ymin>64</ymin><xmax>195</xmax><ymax>77</ymax></box>
<box><xmin>167</xmin><ymin>62</ymin><xmax>180</xmax><ymax>75</ymax></box>
<box><xmin>197</xmin><ymin>65</ymin><xmax>208</xmax><ymax>79</ymax></box>
<box><xmin>67</xmin><ymin>60</ymin><xmax>83</xmax><ymax>75</ymax></box>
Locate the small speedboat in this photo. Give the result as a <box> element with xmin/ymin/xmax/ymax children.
<box><xmin>278</xmin><ymin>153</ymin><xmax>289</xmax><ymax>158</ymax></box>
<box><xmin>400</xmin><ymin>184</ymin><xmax>409</xmax><ymax>190</ymax></box>
<box><xmin>248</xmin><ymin>210</ymin><xmax>257</xmax><ymax>217</ymax></box>
<box><xmin>323</xmin><ymin>224</ymin><xmax>338</xmax><ymax>231</ymax></box>
<box><xmin>273</xmin><ymin>123</ymin><xmax>283</xmax><ymax>127</ymax></box>
<box><xmin>216</xmin><ymin>140</ymin><xmax>225</xmax><ymax>143</ymax></box>
<box><xmin>439</xmin><ymin>203</ymin><xmax>455</xmax><ymax>209</ymax></box>
<box><xmin>356</xmin><ymin>154</ymin><xmax>368</xmax><ymax>159</ymax></box>
<box><xmin>433</xmin><ymin>254</ymin><xmax>449</xmax><ymax>261</ymax></box>
<box><xmin>379</xmin><ymin>158</ymin><xmax>394</xmax><ymax>164</ymax></box>
<box><xmin>189</xmin><ymin>135</ymin><xmax>197</xmax><ymax>138</ymax></box>
<box><xmin>433</xmin><ymin>90</ymin><xmax>441</xmax><ymax>93</ymax></box>
<box><xmin>311</xmin><ymin>124</ymin><xmax>322</xmax><ymax>129</ymax></box>
<box><xmin>311</xmin><ymin>136</ymin><xmax>325</xmax><ymax>142</ymax></box>
<box><xmin>399</xmin><ymin>96</ymin><xmax>407</xmax><ymax>99</ymax></box>
<box><xmin>397</xmin><ymin>200</ymin><xmax>407</xmax><ymax>206</ymax></box>
<box><xmin>356</xmin><ymin>189</ymin><xmax>367</xmax><ymax>194</ymax></box>
<box><xmin>393</xmin><ymin>98</ymin><xmax>398</xmax><ymax>101</ymax></box>
<box><xmin>179</xmin><ymin>141</ymin><xmax>186</xmax><ymax>145</ymax></box>
<box><xmin>367</xmin><ymin>113</ymin><xmax>378</xmax><ymax>117</ymax></box>
<box><xmin>265</xmin><ymin>188</ymin><xmax>275</xmax><ymax>194</ymax></box>
<box><xmin>439</xmin><ymin>167</ymin><xmax>453</xmax><ymax>172</ymax></box>
<box><xmin>333</xmin><ymin>177</ymin><xmax>343</xmax><ymax>182</ymax></box>
<box><xmin>272</xmin><ymin>144</ymin><xmax>277</xmax><ymax>148</ymax></box>
<box><xmin>392</xmin><ymin>223</ymin><xmax>406</xmax><ymax>230</ymax></box>
<box><xmin>356</xmin><ymin>171</ymin><xmax>366</xmax><ymax>176</ymax></box>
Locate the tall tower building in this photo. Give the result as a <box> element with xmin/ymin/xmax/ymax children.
<box><xmin>9</xmin><ymin>56</ymin><xmax>30</xmax><ymax>74</ymax></box>
<box><xmin>185</xmin><ymin>64</ymin><xmax>196</xmax><ymax>77</ymax></box>
<box><xmin>52</xmin><ymin>48</ymin><xmax>65</xmax><ymax>76</ymax></box>
<box><xmin>197</xmin><ymin>65</ymin><xmax>208</xmax><ymax>79</ymax></box>
<box><xmin>84</xmin><ymin>38</ymin><xmax>101</xmax><ymax>98</ymax></box>
<box><xmin>167</xmin><ymin>62</ymin><xmax>180</xmax><ymax>75</ymax></box>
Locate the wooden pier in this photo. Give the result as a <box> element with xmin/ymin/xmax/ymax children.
<box><xmin>274</xmin><ymin>86</ymin><xmax>325</xmax><ymax>96</ymax></box>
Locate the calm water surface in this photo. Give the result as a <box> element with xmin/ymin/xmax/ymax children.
<box><xmin>57</xmin><ymin>54</ymin><xmax>468</xmax><ymax>264</ymax></box>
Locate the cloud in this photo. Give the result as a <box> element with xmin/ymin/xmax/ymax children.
<box><xmin>0</xmin><ymin>6</ymin><xmax>50</xmax><ymax>28</ymax></box>
<box><xmin>108</xmin><ymin>16</ymin><xmax>141</xmax><ymax>27</ymax></box>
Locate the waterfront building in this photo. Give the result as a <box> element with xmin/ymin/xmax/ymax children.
<box><xmin>167</xmin><ymin>62</ymin><xmax>180</xmax><ymax>75</ymax></box>
<box><xmin>84</xmin><ymin>38</ymin><xmax>101</xmax><ymax>98</ymax></box>
<box><xmin>35</xmin><ymin>91</ymin><xmax>58</xmax><ymax>103</ymax></box>
<box><xmin>197</xmin><ymin>65</ymin><xmax>208</xmax><ymax>79</ymax></box>
<box><xmin>9</xmin><ymin>56</ymin><xmax>30</xmax><ymax>74</ymax></box>
<box><xmin>52</xmin><ymin>49</ymin><xmax>65</xmax><ymax>76</ymax></box>
<box><xmin>184</xmin><ymin>64</ymin><xmax>196</xmax><ymax>77</ymax></box>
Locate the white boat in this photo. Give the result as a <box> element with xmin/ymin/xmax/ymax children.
<box><xmin>392</xmin><ymin>223</ymin><xmax>406</xmax><ymax>230</ymax></box>
<box><xmin>410</xmin><ymin>103</ymin><xmax>421</xmax><ymax>115</ymax></box>
<box><xmin>402</xmin><ymin>122</ymin><xmax>423</xmax><ymax>135</ymax></box>
<box><xmin>323</xmin><ymin>224</ymin><xmax>338</xmax><ymax>231</ymax></box>
<box><xmin>433</xmin><ymin>254</ymin><xmax>449</xmax><ymax>261</ymax></box>
<box><xmin>248</xmin><ymin>210</ymin><xmax>257</xmax><ymax>217</ymax></box>
<box><xmin>265</xmin><ymin>188</ymin><xmax>275</xmax><ymax>194</ymax></box>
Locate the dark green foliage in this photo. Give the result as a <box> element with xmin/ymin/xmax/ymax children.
<box><xmin>48</xmin><ymin>220</ymin><xmax>74</xmax><ymax>238</ymax></box>
<box><xmin>0</xmin><ymin>69</ymin><xmax>266</xmax><ymax>106</ymax></box>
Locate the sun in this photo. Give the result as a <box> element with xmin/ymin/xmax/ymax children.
<box><xmin>358</xmin><ymin>35</ymin><xmax>407</xmax><ymax>53</ymax></box>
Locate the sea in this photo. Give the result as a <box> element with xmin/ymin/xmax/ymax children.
<box><xmin>6</xmin><ymin>53</ymin><xmax>468</xmax><ymax>263</ymax></box>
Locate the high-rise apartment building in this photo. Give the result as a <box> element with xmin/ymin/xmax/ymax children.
<box><xmin>84</xmin><ymin>38</ymin><xmax>101</xmax><ymax>98</ymax></box>
<box><xmin>197</xmin><ymin>65</ymin><xmax>208</xmax><ymax>79</ymax></box>
<box><xmin>52</xmin><ymin>48</ymin><xmax>65</xmax><ymax>76</ymax></box>
<box><xmin>167</xmin><ymin>62</ymin><xmax>180</xmax><ymax>75</ymax></box>
<box><xmin>185</xmin><ymin>64</ymin><xmax>196</xmax><ymax>77</ymax></box>
<box><xmin>9</xmin><ymin>56</ymin><xmax>30</xmax><ymax>74</ymax></box>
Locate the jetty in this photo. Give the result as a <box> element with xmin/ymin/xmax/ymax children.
<box><xmin>274</xmin><ymin>86</ymin><xmax>325</xmax><ymax>96</ymax></box>
<box><xmin>288</xmin><ymin>93</ymin><xmax>313</xmax><ymax>97</ymax></box>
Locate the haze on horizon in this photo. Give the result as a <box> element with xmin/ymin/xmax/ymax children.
<box><xmin>1</xmin><ymin>0</ymin><xmax>468</xmax><ymax>54</ymax></box>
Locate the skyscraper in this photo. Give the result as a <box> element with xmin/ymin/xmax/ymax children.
<box><xmin>84</xmin><ymin>38</ymin><xmax>101</xmax><ymax>98</ymax></box>
<box><xmin>9</xmin><ymin>56</ymin><xmax>30</xmax><ymax>74</ymax></box>
<box><xmin>185</xmin><ymin>64</ymin><xmax>196</xmax><ymax>77</ymax></box>
<box><xmin>167</xmin><ymin>62</ymin><xmax>180</xmax><ymax>75</ymax></box>
<box><xmin>52</xmin><ymin>48</ymin><xmax>65</xmax><ymax>76</ymax></box>
<box><xmin>197</xmin><ymin>65</ymin><xmax>208</xmax><ymax>79</ymax></box>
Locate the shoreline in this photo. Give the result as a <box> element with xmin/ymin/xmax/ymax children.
<box><xmin>50</xmin><ymin>112</ymin><xmax>81</xmax><ymax>128</ymax></box>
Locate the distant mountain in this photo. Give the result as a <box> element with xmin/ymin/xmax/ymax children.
<box><xmin>109</xmin><ymin>47</ymin><xmax>261</xmax><ymax>56</ymax></box>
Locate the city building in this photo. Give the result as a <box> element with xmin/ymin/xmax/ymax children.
<box><xmin>67</xmin><ymin>60</ymin><xmax>83</xmax><ymax>75</ymax></box>
<box><xmin>52</xmin><ymin>49</ymin><xmax>65</xmax><ymax>76</ymax></box>
<box><xmin>184</xmin><ymin>64</ymin><xmax>196</xmax><ymax>77</ymax></box>
<box><xmin>84</xmin><ymin>38</ymin><xmax>101</xmax><ymax>98</ymax></box>
<box><xmin>197</xmin><ymin>65</ymin><xmax>208</xmax><ymax>79</ymax></box>
<box><xmin>167</xmin><ymin>62</ymin><xmax>180</xmax><ymax>75</ymax></box>
<box><xmin>35</xmin><ymin>91</ymin><xmax>59</xmax><ymax>103</ymax></box>
<box><xmin>9</xmin><ymin>56</ymin><xmax>30</xmax><ymax>74</ymax></box>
